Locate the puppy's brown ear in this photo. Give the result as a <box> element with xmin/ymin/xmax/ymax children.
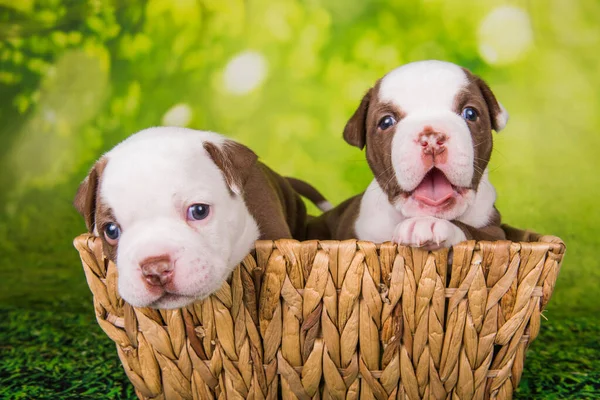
<box><xmin>343</xmin><ymin>88</ymin><xmax>372</xmax><ymax>149</ymax></box>
<box><xmin>73</xmin><ymin>158</ymin><xmax>107</xmax><ymax>232</ymax></box>
<box><xmin>204</xmin><ymin>140</ymin><xmax>258</xmax><ymax>195</ymax></box>
<box><xmin>476</xmin><ymin>78</ymin><xmax>509</xmax><ymax>132</ymax></box>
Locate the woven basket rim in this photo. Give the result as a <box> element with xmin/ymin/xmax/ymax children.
<box><xmin>253</xmin><ymin>236</ymin><xmax>565</xmax><ymax>253</ymax></box>
<box><xmin>74</xmin><ymin>234</ymin><xmax>566</xmax><ymax>256</ymax></box>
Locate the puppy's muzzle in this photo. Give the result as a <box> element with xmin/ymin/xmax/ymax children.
<box><xmin>418</xmin><ymin>129</ymin><xmax>447</xmax><ymax>157</ymax></box>
<box><xmin>140</xmin><ymin>255</ymin><xmax>173</xmax><ymax>287</ymax></box>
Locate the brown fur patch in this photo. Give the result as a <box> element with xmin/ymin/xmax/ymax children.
<box><xmin>342</xmin><ymin>88</ymin><xmax>372</xmax><ymax>149</ymax></box>
<box><xmin>73</xmin><ymin>157</ymin><xmax>120</xmax><ymax>261</ymax></box>
<box><xmin>455</xmin><ymin>69</ymin><xmax>503</xmax><ymax>188</ymax></box>
<box><xmin>95</xmin><ymin>201</ymin><xmax>119</xmax><ymax>261</ymax></box>
<box><xmin>343</xmin><ymin>80</ymin><xmax>407</xmax><ymax>203</ymax></box>
<box><xmin>242</xmin><ymin>163</ymin><xmax>308</xmax><ymax>240</ymax></box>
<box><xmin>203</xmin><ymin>140</ymin><xmax>258</xmax><ymax>194</ymax></box>
<box><xmin>286</xmin><ymin>177</ymin><xmax>327</xmax><ymax>206</ymax></box>
<box><xmin>452</xmin><ymin>207</ymin><xmax>506</xmax><ymax>241</ymax></box>
<box><xmin>305</xmin><ymin>194</ymin><xmax>362</xmax><ymax>240</ymax></box>
<box><xmin>204</xmin><ymin>139</ymin><xmax>308</xmax><ymax>240</ymax></box>
<box><xmin>73</xmin><ymin>157</ymin><xmax>108</xmax><ymax>232</ymax></box>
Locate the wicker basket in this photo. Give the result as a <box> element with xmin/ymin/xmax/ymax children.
<box><xmin>74</xmin><ymin>230</ymin><xmax>564</xmax><ymax>400</ymax></box>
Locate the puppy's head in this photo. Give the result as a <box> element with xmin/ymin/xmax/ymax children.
<box><xmin>74</xmin><ymin>127</ymin><xmax>259</xmax><ymax>309</ymax></box>
<box><xmin>344</xmin><ymin>60</ymin><xmax>508</xmax><ymax>220</ymax></box>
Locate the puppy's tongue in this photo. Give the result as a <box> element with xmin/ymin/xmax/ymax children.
<box><xmin>413</xmin><ymin>169</ymin><xmax>454</xmax><ymax>206</ymax></box>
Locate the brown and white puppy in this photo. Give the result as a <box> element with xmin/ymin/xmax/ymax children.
<box><xmin>307</xmin><ymin>60</ymin><xmax>508</xmax><ymax>249</ymax></box>
<box><xmin>74</xmin><ymin>127</ymin><xmax>323</xmax><ymax>309</ymax></box>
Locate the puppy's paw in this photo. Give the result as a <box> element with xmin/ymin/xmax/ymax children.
<box><xmin>392</xmin><ymin>217</ymin><xmax>467</xmax><ymax>250</ymax></box>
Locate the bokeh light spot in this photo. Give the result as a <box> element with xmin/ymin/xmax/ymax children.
<box><xmin>162</xmin><ymin>103</ymin><xmax>193</xmax><ymax>127</ymax></box>
<box><xmin>478</xmin><ymin>6</ymin><xmax>533</xmax><ymax>66</ymax></box>
<box><xmin>222</xmin><ymin>51</ymin><xmax>268</xmax><ymax>95</ymax></box>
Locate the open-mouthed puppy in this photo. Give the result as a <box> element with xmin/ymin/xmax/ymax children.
<box><xmin>74</xmin><ymin>127</ymin><xmax>326</xmax><ymax>309</ymax></box>
<box><xmin>307</xmin><ymin>60</ymin><xmax>508</xmax><ymax>249</ymax></box>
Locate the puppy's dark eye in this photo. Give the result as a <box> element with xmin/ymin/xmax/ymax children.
<box><xmin>462</xmin><ymin>107</ymin><xmax>478</xmax><ymax>121</ymax></box>
<box><xmin>104</xmin><ymin>223</ymin><xmax>120</xmax><ymax>243</ymax></box>
<box><xmin>187</xmin><ymin>204</ymin><xmax>210</xmax><ymax>221</ymax></box>
<box><xmin>377</xmin><ymin>115</ymin><xmax>397</xmax><ymax>130</ymax></box>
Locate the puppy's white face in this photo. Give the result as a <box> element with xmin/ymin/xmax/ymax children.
<box><xmin>78</xmin><ymin>128</ymin><xmax>259</xmax><ymax>309</ymax></box>
<box><xmin>344</xmin><ymin>60</ymin><xmax>508</xmax><ymax>222</ymax></box>
<box><xmin>383</xmin><ymin>62</ymin><xmax>476</xmax><ymax>219</ymax></box>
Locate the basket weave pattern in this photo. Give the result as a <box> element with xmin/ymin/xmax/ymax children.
<box><xmin>74</xmin><ymin>234</ymin><xmax>564</xmax><ymax>400</ymax></box>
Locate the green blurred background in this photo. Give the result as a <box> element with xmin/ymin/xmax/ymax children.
<box><xmin>1</xmin><ymin>0</ymin><xmax>599</xmax><ymax>398</ymax></box>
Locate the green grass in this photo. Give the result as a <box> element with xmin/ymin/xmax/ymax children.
<box><xmin>0</xmin><ymin>307</ymin><xmax>135</xmax><ymax>400</ymax></box>
<box><xmin>516</xmin><ymin>317</ymin><xmax>600</xmax><ymax>399</ymax></box>
<box><xmin>1</xmin><ymin>305</ymin><xmax>598</xmax><ymax>399</ymax></box>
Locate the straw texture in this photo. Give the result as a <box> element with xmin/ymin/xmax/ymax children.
<box><xmin>73</xmin><ymin>232</ymin><xmax>564</xmax><ymax>400</ymax></box>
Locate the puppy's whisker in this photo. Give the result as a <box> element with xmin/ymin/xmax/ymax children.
<box><xmin>374</xmin><ymin>165</ymin><xmax>395</xmax><ymax>180</ymax></box>
<box><xmin>375</xmin><ymin>166</ymin><xmax>395</xmax><ymax>189</ymax></box>
<box><xmin>470</xmin><ymin>159</ymin><xmax>487</xmax><ymax>166</ymax></box>
<box><xmin>473</xmin><ymin>166</ymin><xmax>486</xmax><ymax>176</ymax></box>
<box><xmin>371</xmin><ymin>166</ymin><xmax>396</xmax><ymax>189</ymax></box>
<box><xmin>379</xmin><ymin>167</ymin><xmax>400</xmax><ymax>191</ymax></box>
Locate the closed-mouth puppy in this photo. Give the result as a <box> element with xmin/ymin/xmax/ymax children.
<box><xmin>307</xmin><ymin>60</ymin><xmax>508</xmax><ymax>249</ymax></box>
<box><xmin>74</xmin><ymin>127</ymin><xmax>325</xmax><ymax>309</ymax></box>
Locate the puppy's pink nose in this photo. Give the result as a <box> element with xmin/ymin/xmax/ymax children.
<box><xmin>140</xmin><ymin>255</ymin><xmax>173</xmax><ymax>286</ymax></box>
<box><xmin>419</xmin><ymin>131</ymin><xmax>447</xmax><ymax>156</ymax></box>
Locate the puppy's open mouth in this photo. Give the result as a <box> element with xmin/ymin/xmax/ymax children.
<box><xmin>410</xmin><ymin>168</ymin><xmax>463</xmax><ymax>207</ymax></box>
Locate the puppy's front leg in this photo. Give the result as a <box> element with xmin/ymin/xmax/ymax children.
<box><xmin>393</xmin><ymin>217</ymin><xmax>467</xmax><ymax>250</ymax></box>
